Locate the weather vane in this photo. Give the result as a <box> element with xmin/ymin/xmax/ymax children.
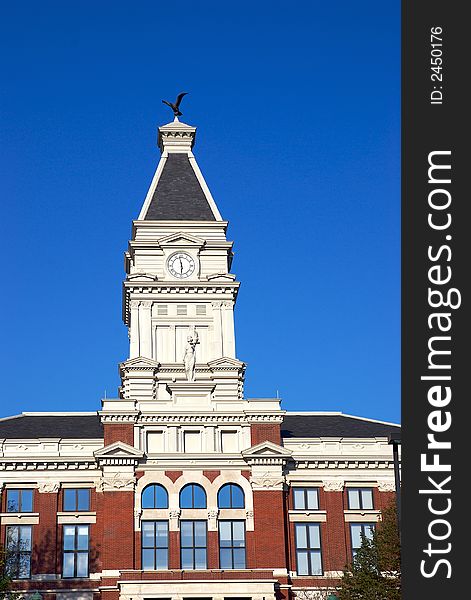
<box><xmin>162</xmin><ymin>92</ymin><xmax>188</xmax><ymax>117</ymax></box>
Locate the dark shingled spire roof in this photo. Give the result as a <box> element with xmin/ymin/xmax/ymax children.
<box><xmin>144</xmin><ymin>154</ymin><xmax>216</xmax><ymax>221</ymax></box>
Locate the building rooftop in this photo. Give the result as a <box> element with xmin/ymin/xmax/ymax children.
<box><xmin>0</xmin><ymin>413</ymin><xmax>104</xmax><ymax>439</ymax></box>
<box><xmin>144</xmin><ymin>153</ymin><xmax>216</xmax><ymax>221</ymax></box>
<box><xmin>281</xmin><ymin>413</ymin><xmax>400</xmax><ymax>438</ymax></box>
<box><xmin>0</xmin><ymin>412</ymin><xmax>400</xmax><ymax>440</ymax></box>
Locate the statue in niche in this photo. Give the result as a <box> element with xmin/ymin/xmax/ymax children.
<box><xmin>183</xmin><ymin>327</ymin><xmax>199</xmax><ymax>382</ymax></box>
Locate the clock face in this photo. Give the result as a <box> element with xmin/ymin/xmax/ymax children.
<box><xmin>167</xmin><ymin>252</ymin><xmax>196</xmax><ymax>279</ymax></box>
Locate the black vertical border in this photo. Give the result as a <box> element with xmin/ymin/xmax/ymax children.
<box><xmin>402</xmin><ymin>1</ymin><xmax>468</xmax><ymax>598</ymax></box>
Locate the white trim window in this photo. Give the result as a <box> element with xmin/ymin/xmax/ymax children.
<box><xmin>62</xmin><ymin>524</ymin><xmax>89</xmax><ymax>578</ymax></box>
<box><xmin>142</xmin><ymin>521</ymin><xmax>168</xmax><ymax>570</ymax></box>
<box><xmin>6</xmin><ymin>489</ymin><xmax>33</xmax><ymax>513</ymax></box>
<box><xmin>180</xmin><ymin>520</ymin><xmax>207</xmax><ymax>569</ymax></box>
<box><xmin>293</xmin><ymin>487</ymin><xmax>319</xmax><ymax>510</ymax></box>
<box><xmin>295</xmin><ymin>523</ymin><xmax>323</xmax><ymax>575</ymax></box>
<box><xmin>350</xmin><ymin>522</ymin><xmax>376</xmax><ymax>558</ymax></box>
<box><xmin>5</xmin><ymin>525</ymin><xmax>32</xmax><ymax>579</ymax></box>
<box><xmin>347</xmin><ymin>488</ymin><xmax>374</xmax><ymax>510</ymax></box>
<box><xmin>219</xmin><ymin>520</ymin><xmax>246</xmax><ymax>569</ymax></box>
<box><xmin>63</xmin><ymin>488</ymin><xmax>90</xmax><ymax>512</ymax></box>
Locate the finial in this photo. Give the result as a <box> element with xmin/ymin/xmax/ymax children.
<box><xmin>162</xmin><ymin>92</ymin><xmax>188</xmax><ymax>118</ymax></box>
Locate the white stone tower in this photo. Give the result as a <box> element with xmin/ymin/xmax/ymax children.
<box><xmin>118</xmin><ymin>118</ymin><xmax>246</xmax><ymax>408</ymax></box>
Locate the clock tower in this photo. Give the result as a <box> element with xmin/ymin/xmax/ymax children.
<box><xmin>118</xmin><ymin>117</ymin><xmax>246</xmax><ymax>408</ymax></box>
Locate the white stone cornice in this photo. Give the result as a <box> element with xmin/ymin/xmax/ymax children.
<box><xmin>0</xmin><ymin>459</ymin><xmax>97</xmax><ymax>471</ymax></box>
<box><xmin>98</xmin><ymin>413</ymin><xmax>139</xmax><ymax>424</ymax></box>
<box><xmin>124</xmin><ymin>281</ymin><xmax>239</xmax><ymax>291</ymax></box>
<box><xmin>293</xmin><ymin>459</ymin><xmax>393</xmax><ymax>470</ymax></box>
<box><xmin>137</xmin><ymin>413</ymin><xmax>285</xmax><ymax>425</ymax></box>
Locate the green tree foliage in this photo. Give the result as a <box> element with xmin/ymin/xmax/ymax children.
<box><xmin>337</xmin><ymin>500</ymin><xmax>401</xmax><ymax>600</ymax></box>
<box><xmin>0</xmin><ymin>544</ymin><xmax>21</xmax><ymax>600</ymax></box>
<box><xmin>0</xmin><ymin>545</ymin><xmax>13</xmax><ymax>598</ymax></box>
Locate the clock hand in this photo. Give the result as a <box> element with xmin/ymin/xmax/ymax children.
<box><xmin>179</xmin><ymin>258</ymin><xmax>183</xmax><ymax>273</ymax></box>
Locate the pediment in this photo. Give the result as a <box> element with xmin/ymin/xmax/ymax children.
<box><xmin>94</xmin><ymin>441</ymin><xmax>144</xmax><ymax>459</ymax></box>
<box><xmin>208</xmin><ymin>356</ymin><xmax>245</xmax><ymax>369</ymax></box>
<box><xmin>157</xmin><ymin>232</ymin><xmax>206</xmax><ymax>247</ymax></box>
<box><xmin>206</xmin><ymin>273</ymin><xmax>236</xmax><ymax>281</ymax></box>
<box><xmin>126</xmin><ymin>272</ymin><xmax>159</xmax><ymax>282</ymax></box>
<box><xmin>120</xmin><ymin>356</ymin><xmax>160</xmax><ymax>369</ymax></box>
<box><xmin>242</xmin><ymin>440</ymin><xmax>292</xmax><ymax>459</ymax></box>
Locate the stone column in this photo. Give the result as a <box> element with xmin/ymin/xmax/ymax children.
<box><xmin>129</xmin><ymin>300</ymin><xmax>140</xmax><ymax>358</ymax></box>
<box><xmin>169</xmin><ymin>324</ymin><xmax>176</xmax><ymax>362</ymax></box>
<box><xmin>139</xmin><ymin>301</ymin><xmax>153</xmax><ymax>358</ymax></box>
<box><xmin>221</xmin><ymin>300</ymin><xmax>235</xmax><ymax>357</ymax></box>
<box><xmin>211</xmin><ymin>301</ymin><xmax>223</xmax><ymax>358</ymax></box>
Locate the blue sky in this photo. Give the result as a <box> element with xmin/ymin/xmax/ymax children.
<box><xmin>0</xmin><ymin>1</ymin><xmax>400</xmax><ymax>422</ymax></box>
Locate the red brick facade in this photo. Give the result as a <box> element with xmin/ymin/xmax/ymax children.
<box><xmin>1</xmin><ymin>460</ymin><xmax>396</xmax><ymax>600</ymax></box>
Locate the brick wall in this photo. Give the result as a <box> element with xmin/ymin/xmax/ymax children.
<box><xmin>250</xmin><ymin>423</ymin><xmax>282</xmax><ymax>445</ymax></box>
<box><xmin>32</xmin><ymin>489</ymin><xmax>59</xmax><ymax>575</ymax></box>
<box><xmin>252</xmin><ymin>489</ymin><xmax>287</xmax><ymax>568</ymax></box>
<box><xmin>101</xmin><ymin>490</ymin><xmax>135</xmax><ymax>570</ymax></box>
<box><xmin>323</xmin><ymin>490</ymin><xmax>348</xmax><ymax>571</ymax></box>
<box><xmin>103</xmin><ymin>423</ymin><xmax>134</xmax><ymax>446</ymax></box>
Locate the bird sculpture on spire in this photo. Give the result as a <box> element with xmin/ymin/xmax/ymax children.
<box><xmin>162</xmin><ymin>92</ymin><xmax>188</xmax><ymax>117</ymax></box>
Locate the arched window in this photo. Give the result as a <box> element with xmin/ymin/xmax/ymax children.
<box><xmin>179</xmin><ymin>484</ymin><xmax>207</xmax><ymax>509</ymax></box>
<box><xmin>142</xmin><ymin>484</ymin><xmax>168</xmax><ymax>509</ymax></box>
<box><xmin>217</xmin><ymin>483</ymin><xmax>245</xmax><ymax>509</ymax></box>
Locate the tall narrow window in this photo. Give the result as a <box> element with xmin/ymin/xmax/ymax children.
<box><xmin>63</xmin><ymin>525</ymin><xmax>89</xmax><ymax>578</ymax></box>
<box><xmin>63</xmin><ymin>489</ymin><xmax>90</xmax><ymax>512</ymax></box>
<box><xmin>293</xmin><ymin>487</ymin><xmax>319</xmax><ymax>510</ymax></box>
<box><xmin>142</xmin><ymin>484</ymin><xmax>169</xmax><ymax>509</ymax></box>
<box><xmin>350</xmin><ymin>523</ymin><xmax>376</xmax><ymax>558</ymax></box>
<box><xmin>347</xmin><ymin>488</ymin><xmax>374</xmax><ymax>509</ymax></box>
<box><xmin>180</xmin><ymin>484</ymin><xmax>206</xmax><ymax>509</ymax></box>
<box><xmin>217</xmin><ymin>484</ymin><xmax>245</xmax><ymax>509</ymax></box>
<box><xmin>295</xmin><ymin>523</ymin><xmax>323</xmax><ymax>575</ymax></box>
<box><xmin>219</xmin><ymin>521</ymin><xmax>246</xmax><ymax>569</ymax></box>
<box><xmin>5</xmin><ymin>525</ymin><xmax>32</xmax><ymax>579</ymax></box>
<box><xmin>141</xmin><ymin>521</ymin><xmax>168</xmax><ymax>570</ymax></box>
<box><xmin>6</xmin><ymin>489</ymin><xmax>33</xmax><ymax>513</ymax></box>
<box><xmin>180</xmin><ymin>521</ymin><xmax>207</xmax><ymax>569</ymax></box>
